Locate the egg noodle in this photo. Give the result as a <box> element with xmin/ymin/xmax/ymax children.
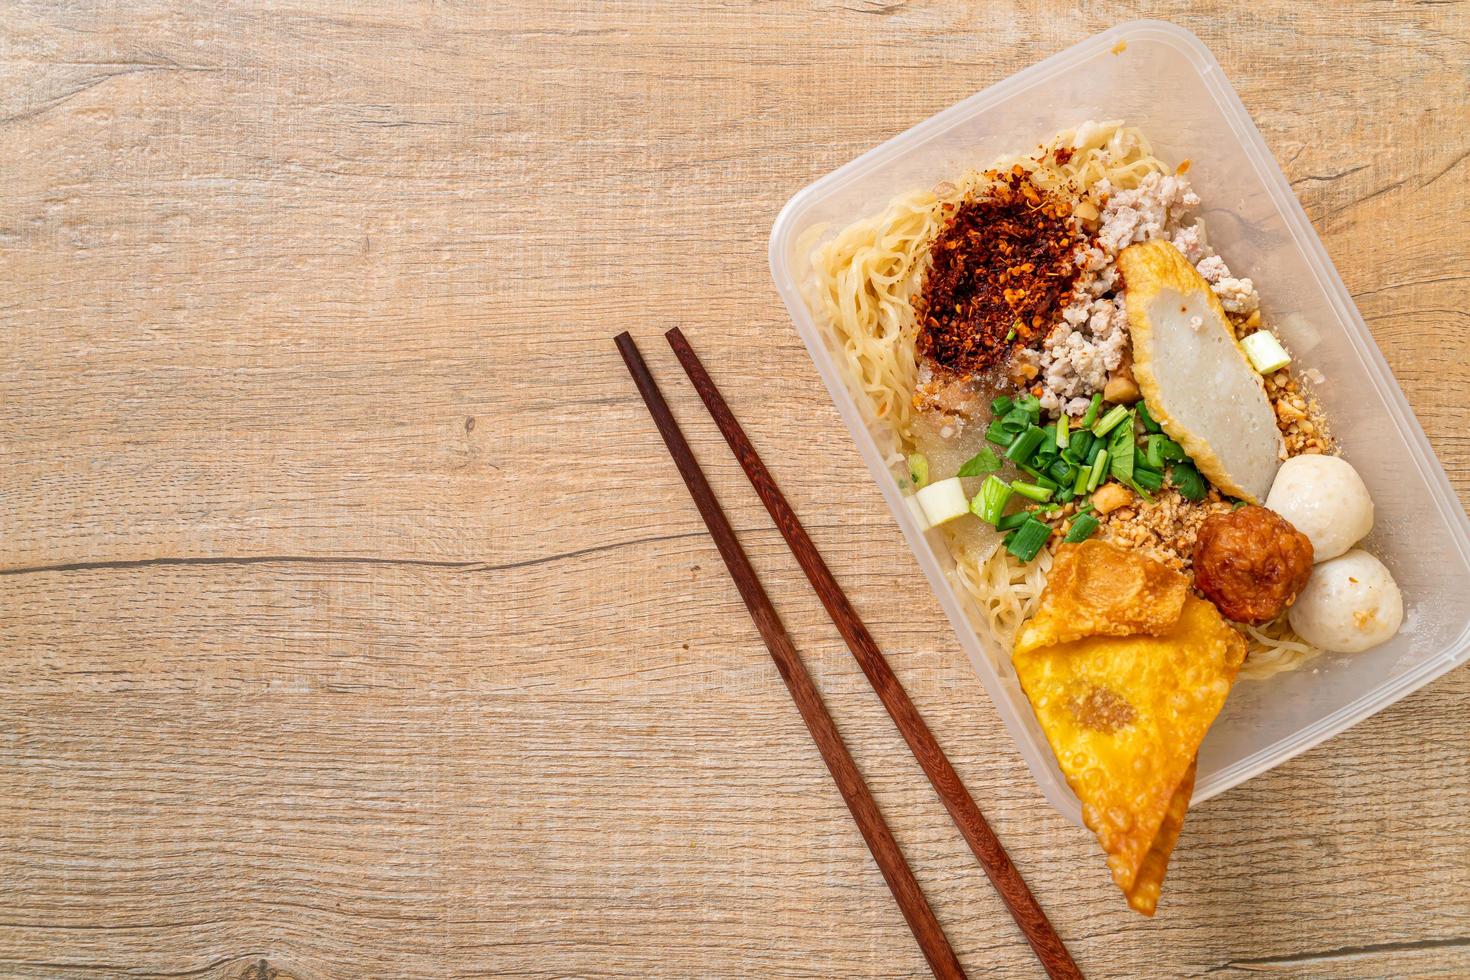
<box><xmin>800</xmin><ymin>120</ymin><xmax>1317</xmax><ymax>679</ymax></box>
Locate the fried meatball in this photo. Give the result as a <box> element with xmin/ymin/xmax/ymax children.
<box><xmin>1193</xmin><ymin>505</ymin><xmax>1314</xmax><ymax>624</ymax></box>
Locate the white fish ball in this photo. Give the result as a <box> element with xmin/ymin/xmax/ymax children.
<box><xmin>1288</xmin><ymin>549</ymin><xmax>1403</xmax><ymax>653</ymax></box>
<box><xmin>1265</xmin><ymin>455</ymin><xmax>1373</xmax><ymax>562</ymax></box>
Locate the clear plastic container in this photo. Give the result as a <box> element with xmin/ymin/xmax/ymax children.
<box><xmin>769</xmin><ymin>20</ymin><xmax>1470</xmax><ymax>825</ymax></box>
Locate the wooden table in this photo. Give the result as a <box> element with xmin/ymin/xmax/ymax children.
<box><xmin>4</xmin><ymin>3</ymin><xmax>1467</xmax><ymax>977</ymax></box>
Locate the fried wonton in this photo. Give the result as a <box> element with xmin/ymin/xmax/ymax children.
<box><xmin>1013</xmin><ymin>542</ymin><xmax>1246</xmax><ymax>915</ymax></box>
<box><xmin>1017</xmin><ymin>539</ymin><xmax>1190</xmax><ymax>648</ymax></box>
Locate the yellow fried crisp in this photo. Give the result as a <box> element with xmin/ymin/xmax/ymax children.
<box><xmin>1013</xmin><ymin>542</ymin><xmax>1246</xmax><ymax>915</ymax></box>
<box><xmin>1017</xmin><ymin>539</ymin><xmax>1189</xmax><ymax>647</ymax></box>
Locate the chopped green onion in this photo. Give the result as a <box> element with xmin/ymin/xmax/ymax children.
<box><xmin>1072</xmin><ymin>464</ymin><xmax>1091</xmax><ymax>496</ymax></box>
<box><xmin>991</xmin><ymin>394</ymin><xmax>1014</xmax><ymax>416</ymax></box>
<box><xmin>1132</xmin><ymin>466</ymin><xmax>1164</xmax><ymax>492</ymax></box>
<box><xmin>1170</xmin><ymin>462</ymin><xmax>1207</xmax><ymax>502</ymax></box>
<box><xmin>1081</xmin><ymin>392</ymin><xmax>1103</xmax><ymax>428</ymax></box>
<box><xmin>1133</xmin><ymin>459</ymin><xmax>1162</xmax><ymax>478</ymax></box>
<box><xmin>915</xmin><ymin>477</ymin><xmax>971</xmax><ymax>525</ymax></box>
<box><xmin>907</xmin><ymin>453</ymin><xmax>929</xmax><ymax>489</ymax></box>
<box><xmin>1144</xmin><ymin>434</ymin><xmax>1180</xmax><ymax>471</ymax></box>
<box><xmin>1128</xmin><ymin>478</ymin><xmax>1156</xmax><ymax>502</ymax></box>
<box><xmin>1085</xmin><ymin>435</ymin><xmax>1105</xmax><ymax>466</ymax></box>
<box><xmin>996</xmin><ymin>510</ymin><xmax>1030</xmax><ymax>532</ymax></box>
<box><xmin>1144</xmin><ymin>435</ymin><xmax>1163</xmax><ymax>471</ymax></box>
<box><xmin>1056</xmin><ymin>485</ymin><xmax>1076</xmax><ymax>504</ymax></box>
<box><xmin>956</xmin><ymin>447</ymin><xmax>1002</xmax><ymax>478</ymax></box>
<box><xmin>1108</xmin><ymin>422</ymin><xmax>1135</xmax><ymax>483</ymax></box>
<box><xmin>1063</xmin><ymin>513</ymin><xmax>1100</xmax><ymax>544</ymax></box>
<box><xmin>1087</xmin><ymin>450</ymin><xmax>1110</xmax><ymax>492</ymax></box>
<box><xmin>1005</xmin><ymin>425</ymin><xmax>1047</xmax><ymax>464</ymax></box>
<box><xmin>1240</xmin><ymin>330</ymin><xmax>1291</xmax><ymax>374</ymax></box>
<box><xmin>1055</xmin><ymin>414</ymin><xmax>1070</xmax><ymax>450</ymax></box>
<box><xmin>1015</xmin><ymin>392</ymin><xmax>1042</xmax><ymax>424</ymax></box>
<box><xmin>1076</xmin><ymin>500</ymin><xmax>1094</xmax><ymax>514</ymax></box>
<box><xmin>1005</xmin><ymin>327</ymin><xmax>1017</xmax><ymax>342</ymax></box>
<box><xmin>1232</xmin><ymin>499</ymin><xmax>1249</xmax><ymax>510</ymax></box>
<box><xmin>1033</xmin><ymin>474</ymin><xmax>1060</xmax><ymax>492</ymax></box>
<box><xmin>1006</xmin><ymin>517</ymin><xmax>1053</xmax><ymax>562</ymax></box>
<box><xmin>1001</xmin><ymin>406</ymin><xmax>1033</xmax><ymax>432</ymax></box>
<box><xmin>1136</xmin><ymin>401</ymin><xmax>1162</xmax><ymax>433</ymax></box>
<box><xmin>1067</xmin><ymin>429</ymin><xmax>1095</xmax><ymax>464</ymax></box>
<box><xmin>1040</xmin><ymin>423</ymin><xmax>1057</xmax><ymax>446</ymax></box>
<box><xmin>1145</xmin><ymin>438</ymin><xmax>1187</xmax><ymax>480</ymax></box>
<box><xmin>985</xmin><ymin>421</ymin><xmax>1012</xmax><ymax>447</ymax></box>
<box><xmin>1011</xmin><ymin>481</ymin><xmax>1054</xmax><ymax>503</ymax></box>
<box><xmin>1092</xmin><ymin>404</ymin><xmax>1130</xmax><ymax>437</ymax></box>
<box><xmin>970</xmin><ymin>474</ymin><xmax>1014</xmax><ymax>526</ymax></box>
<box><xmin>1047</xmin><ymin>457</ymin><xmax>1074</xmax><ymax>485</ymax></box>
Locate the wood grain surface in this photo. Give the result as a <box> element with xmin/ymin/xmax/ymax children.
<box><xmin>2</xmin><ymin>2</ymin><xmax>1467</xmax><ymax>978</ymax></box>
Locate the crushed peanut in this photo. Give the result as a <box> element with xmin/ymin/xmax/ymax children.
<box><xmin>1087</xmin><ymin>488</ymin><xmax>1233</xmax><ymax>572</ymax></box>
<box><xmin>1228</xmin><ymin>311</ymin><xmax>1333</xmax><ymax>457</ymax></box>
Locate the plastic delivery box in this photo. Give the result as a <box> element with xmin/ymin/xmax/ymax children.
<box><xmin>768</xmin><ymin>20</ymin><xmax>1470</xmax><ymax>824</ymax></box>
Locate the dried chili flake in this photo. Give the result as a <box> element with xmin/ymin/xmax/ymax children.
<box><xmin>916</xmin><ymin>171</ymin><xmax>1082</xmax><ymax>376</ymax></box>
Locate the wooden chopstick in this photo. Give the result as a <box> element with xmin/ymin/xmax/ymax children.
<box><xmin>665</xmin><ymin>327</ymin><xmax>1083</xmax><ymax>980</ymax></box>
<box><xmin>615</xmin><ymin>331</ymin><xmax>967</xmax><ymax>980</ymax></box>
